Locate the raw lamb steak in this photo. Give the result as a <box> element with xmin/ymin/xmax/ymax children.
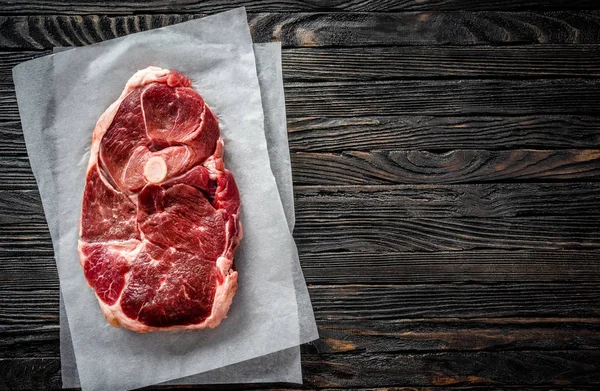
<box><xmin>79</xmin><ymin>66</ymin><xmax>242</xmax><ymax>332</ymax></box>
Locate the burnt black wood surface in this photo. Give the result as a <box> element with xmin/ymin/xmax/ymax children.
<box><xmin>1</xmin><ymin>1</ymin><xmax>600</xmax><ymax>390</ymax></box>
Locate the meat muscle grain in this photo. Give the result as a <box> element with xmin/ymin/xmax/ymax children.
<box><xmin>79</xmin><ymin>67</ymin><xmax>242</xmax><ymax>332</ymax></box>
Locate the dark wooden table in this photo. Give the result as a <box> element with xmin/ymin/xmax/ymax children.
<box><xmin>2</xmin><ymin>1</ymin><xmax>600</xmax><ymax>390</ymax></box>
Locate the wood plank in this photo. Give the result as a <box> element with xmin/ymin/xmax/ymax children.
<box><xmin>308</xmin><ymin>283</ymin><xmax>600</xmax><ymax>320</ymax></box>
<box><xmin>0</xmin><ymin>14</ymin><xmax>199</xmax><ymax>50</ymax></box>
<box><xmin>7</xmin><ymin>54</ymin><xmax>600</xmax><ymax>143</ymax></box>
<box><xmin>287</xmin><ymin>115</ymin><xmax>600</xmax><ymax>151</ymax></box>
<box><xmin>0</xmin><ymin>190</ymin><xmax>44</xmax><ymax>224</ymax></box>
<box><xmin>253</xmin><ymin>11</ymin><xmax>600</xmax><ymax>47</ymax></box>
<box><xmin>6</xmin><ymin>114</ymin><xmax>600</xmax><ymax>154</ymax></box>
<box><xmin>4</xmin><ymin>118</ymin><xmax>600</xmax><ymax>187</ymax></box>
<box><xmin>5</xmin><ymin>46</ymin><xmax>600</xmax><ymax>84</ymax></box>
<box><xmin>0</xmin><ymin>255</ymin><xmax>57</xmax><ymax>291</ymax></box>
<box><xmin>2</xmin><ymin>283</ymin><xmax>599</xmax><ymax>324</ymax></box>
<box><xmin>224</xmin><ymin>388</ymin><xmax>599</xmax><ymax>391</ymax></box>
<box><xmin>5</xmin><ymin>121</ymin><xmax>600</xmax><ymax>188</ymax></box>
<box><xmin>2</xmin><ymin>248</ymin><xmax>600</xmax><ymax>296</ymax></box>
<box><xmin>3</xmin><ymin>185</ymin><xmax>600</xmax><ymax>256</ymax></box>
<box><xmin>248</xmin><ymin>388</ymin><xmax>600</xmax><ymax>391</ymax></box>
<box><xmin>0</xmin><ymin>289</ymin><xmax>58</xmax><ymax>325</ymax></box>
<box><xmin>4</xmin><ymin>182</ymin><xmax>600</xmax><ymax>227</ymax></box>
<box><xmin>2</xmin><ymin>217</ymin><xmax>600</xmax><ymax>254</ymax></box>
<box><xmin>294</xmin><ymin>183</ymin><xmax>600</xmax><ymax>218</ymax></box>
<box><xmin>301</xmin><ymin>350</ymin><xmax>600</xmax><ymax>387</ymax></box>
<box><xmin>283</xmin><ymin>46</ymin><xmax>600</xmax><ymax>81</ymax></box>
<box><xmin>0</xmin><ymin>241</ymin><xmax>52</xmax><ymax>254</ymax></box>
<box><xmin>312</xmin><ymin>318</ymin><xmax>600</xmax><ymax>354</ymax></box>
<box><xmin>0</xmin><ymin>121</ymin><xmax>27</xmax><ymax>156</ymax></box>
<box><xmin>0</xmin><ymin>358</ymin><xmax>61</xmax><ymax>390</ymax></box>
<box><xmin>0</xmin><ymin>156</ymin><xmax>35</xmax><ymax>190</ymax></box>
<box><xmin>3</xmin><ymin>244</ymin><xmax>600</xmax><ymax>294</ymax></box>
<box><xmin>1</xmin><ymin>0</ymin><xmax>600</xmax><ymax>15</ymax></box>
<box><xmin>5</xmin><ymin>149</ymin><xmax>600</xmax><ymax>189</ymax></box>
<box><xmin>3</xmin><ymin>78</ymin><xmax>600</xmax><ymax>120</ymax></box>
<box><xmin>0</xmin><ymin>224</ymin><xmax>52</xmax><ymax>254</ymax></box>
<box><xmin>3</xmin><ymin>317</ymin><xmax>600</xmax><ymax>359</ymax></box>
<box><xmin>0</xmin><ymin>90</ymin><xmax>19</xmax><ymax>121</ymax></box>
<box><xmin>2</xmin><ymin>286</ymin><xmax>600</xmax><ymax>361</ymax></box>
<box><xmin>294</xmin><ymin>216</ymin><xmax>600</xmax><ymax>253</ymax></box>
<box><xmin>3</xmin><ymin>248</ymin><xmax>600</xmax><ymax>296</ymax></box>
<box><xmin>1</xmin><ymin>12</ymin><xmax>600</xmax><ymax>50</ymax></box>
<box><xmin>4</xmin><ymin>318</ymin><xmax>600</xmax><ymax>359</ymax></box>
<box><xmin>299</xmin><ymin>250</ymin><xmax>600</xmax><ymax>284</ymax></box>
<box><xmin>283</xmin><ymin>79</ymin><xmax>600</xmax><ymax>117</ymax></box>
<box><xmin>0</xmin><ymin>325</ymin><xmax>58</xmax><ymax>359</ymax></box>
<box><xmin>0</xmin><ymin>52</ymin><xmax>47</xmax><ymax>86</ymax></box>
<box><xmin>2</xmin><ymin>350</ymin><xmax>599</xmax><ymax>389</ymax></box>
<box><xmin>291</xmin><ymin>149</ymin><xmax>600</xmax><ymax>185</ymax></box>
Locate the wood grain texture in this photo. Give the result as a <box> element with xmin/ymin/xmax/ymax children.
<box><xmin>0</xmin><ymin>121</ymin><xmax>28</xmax><ymax>156</ymax></box>
<box><xmin>299</xmin><ymin>250</ymin><xmax>600</xmax><ymax>284</ymax></box>
<box><xmin>5</xmin><ymin>149</ymin><xmax>600</xmax><ymax>188</ymax></box>
<box><xmin>5</xmin><ymin>45</ymin><xmax>600</xmax><ymax>84</ymax></box>
<box><xmin>2</xmin><ymin>4</ymin><xmax>600</xmax><ymax>389</ymax></box>
<box><xmin>294</xmin><ymin>216</ymin><xmax>600</xmax><ymax>253</ymax></box>
<box><xmin>2</xmin><ymin>0</ymin><xmax>600</xmax><ymax>14</ymax></box>
<box><xmin>2</xmin><ymin>283</ymin><xmax>599</xmax><ymax>323</ymax></box>
<box><xmin>2</xmin><ymin>284</ymin><xmax>600</xmax><ymax>382</ymax></box>
<box><xmin>0</xmin><ymin>224</ymin><xmax>51</xmax><ymax>254</ymax></box>
<box><xmin>0</xmin><ymin>91</ymin><xmax>19</xmax><ymax>121</ymax></box>
<box><xmin>3</xmin><ymin>79</ymin><xmax>600</xmax><ymax>119</ymax></box>
<box><xmin>0</xmin><ymin>254</ymin><xmax>57</xmax><ymax>291</ymax></box>
<box><xmin>294</xmin><ymin>183</ymin><xmax>600</xmax><ymax>218</ymax></box>
<box><xmin>301</xmin><ymin>350</ymin><xmax>600</xmax><ymax>387</ymax></box>
<box><xmin>1</xmin><ymin>351</ymin><xmax>599</xmax><ymax>389</ymax></box>
<box><xmin>282</xmin><ymin>46</ymin><xmax>600</xmax><ymax>80</ymax></box>
<box><xmin>2</xmin><ymin>245</ymin><xmax>600</xmax><ymax>287</ymax></box>
<box><xmin>0</xmin><ymin>53</ymin><xmax>47</xmax><ymax>87</ymax></box>
<box><xmin>5</xmin><ymin>113</ymin><xmax>600</xmax><ymax>154</ymax></box>
<box><xmin>0</xmin><ymin>358</ymin><xmax>61</xmax><ymax>390</ymax></box>
<box><xmin>3</xmin><ymin>318</ymin><xmax>600</xmax><ymax>359</ymax></box>
<box><xmin>0</xmin><ymin>14</ymin><xmax>200</xmax><ymax>50</ymax></box>
<box><xmin>251</xmin><ymin>11</ymin><xmax>600</xmax><ymax>47</ymax></box>
<box><xmin>291</xmin><ymin>149</ymin><xmax>600</xmax><ymax>185</ymax></box>
<box><xmin>308</xmin><ymin>283</ymin><xmax>600</xmax><ymax>320</ymax></box>
<box><xmin>3</xmin><ymin>246</ymin><xmax>600</xmax><ymax>296</ymax></box>
<box><xmin>0</xmin><ymin>325</ymin><xmax>58</xmax><ymax>359</ymax></box>
<box><xmin>1</xmin><ymin>11</ymin><xmax>600</xmax><ymax>49</ymax></box>
<box><xmin>3</xmin><ymin>215</ymin><xmax>600</xmax><ymax>254</ymax></box>
<box><xmin>0</xmin><ymin>289</ymin><xmax>58</xmax><ymax>325</ymax></box>
<box><xmin>284</xmin><ymin>79</ymin><xmax>600</xmax><ymax>116</ymax></box>
<box><xmin>214</xmin><ymin>388</ymin><xmax>600</xmax><ymax>391</ymax></box>
<box><xmin>312</xmin><ymin>318</ymin><xmax>600</xmax><ymax>354</ymax></box>
<box><xmin>6</xmin><ymin>108</ymin><xmax>600</xmax><ymax>154</ymax></box>
<box><xmin>2</xmin><ymin>217</ymin><xmax>600</xmax><ymax>254</ymax></box>
<box><xmin>4</xmin><ymin>182</ymin><xmax>600</xmax><ymax>227</ymax></box>
<box><xmin>0</xmin><ymin>156</ymin><xmax>35</xmax><ymax>190</ymax></box>
<box><xmin>0</xmin><ymin>190</ymin><xmax>44</xmax><ymax>224</ymax></box>
<box><xmin>3</xmin><ymin>117</ymin><xmax>600</xmax><ymax>188</ymax></box>
<box><xmin>3</xmin><ymin>249</ymin><xmax>600</xmax><ymax>290</ymax></box>
<box><xmin>287</xmin><ymin>115</ymin><xmax>600</xmax><ymax>151</ymax></box>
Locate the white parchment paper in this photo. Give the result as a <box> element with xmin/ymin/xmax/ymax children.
<box><xmin>58</xmin><ymin>42</ymin><xmax>317</xmax><ymax>388</ymax></box>
<box><xmin>13</xmin><ymin>9</ymin><xmax>317</xmax><ymax>391</ymax></box>
<box><xmin>253</xmin><ymin>46</ymin><xmax>317</xmax><ymax>346</ymax></box>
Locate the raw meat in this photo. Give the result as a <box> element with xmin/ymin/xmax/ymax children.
<box><xmin>78</xmin><ymin>67</ymin><xmax>242</xmax><ymax>332</ymax></box>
